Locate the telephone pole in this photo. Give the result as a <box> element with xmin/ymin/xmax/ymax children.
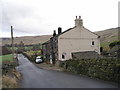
<box><xmin>11</xmin><ymin>26</ymin><xmax>14</xmax><ymax>59</ymax></box>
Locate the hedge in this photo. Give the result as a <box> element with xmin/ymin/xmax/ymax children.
<box><xmin>22</xmin><ymin>52</ymin><xmax>36</xmax><ymax>62</ymax></box>
<box><xmin>60</xmin><ymin>58</ymin><xmax>120</xmax><ymax>83</ymax></box>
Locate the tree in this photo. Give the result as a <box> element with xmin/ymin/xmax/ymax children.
<box><xmin>32</xmin><ymin>44</ymin><xmax>42</xmax><ymax>51</ymax></box>
<box><xmin>109</xmin><ymin>41</ymin><xmax>120</xmax><ymax>49</ymax></box>
<box><xmin>18</xmin><ymin>41</ymin><xmax>25</xmax><ymax>52</ymax></box>
<box><xmin>19</xmin><ymin>41</ymin><xmax>24</xmax><ymax>47</ymax></box>
<box><xmin>1</xmin><ymin>46</ymin><xmax>12</xmax><ymax>55</ymax></box>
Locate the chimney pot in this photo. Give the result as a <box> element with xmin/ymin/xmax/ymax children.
<box><xmin>58</xmin><ymin>27</ymin><xmax>62</xmax><ymax>34</ymax></box>
<box><xmin>76</xmin><ymin>16</ymin><xmax>77</xmax><ymax>19</ymax></box>
<box><xmin>53</xmin><ymin>30</ymin><xmax>56</xmax><ymax>36</ymax></box>
<box><xmin>79</xmin><ymin>16</ymin><xmax>81</xmax><ymax>19</ymax></box>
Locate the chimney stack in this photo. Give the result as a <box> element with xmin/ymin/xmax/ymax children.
<box><xmin>58</xmin><ymin>27</ymin><xmax>62</xmax><ymax>34</ymax></box>
<box><xmin>75</xmin><ymin>16</ymin><xmax>83</xmax><ymax>26</ymax></box>
<box><xmin>53</xmin><ymin>30</ymin><xmax>56</xmax><ymax>36</ymax></box>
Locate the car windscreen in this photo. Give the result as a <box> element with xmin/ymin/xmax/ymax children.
<box><xmin>36</xmin><ymin>58</ymin><xmax>41</xmax><ymax>59</ymax></box>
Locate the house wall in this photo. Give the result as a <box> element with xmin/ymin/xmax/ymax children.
<box><xmin>50</xmin><ymin>37</ymin><xmax>58</xmax><ymax>64</ymax></box>
<box><xmin>58</xmin><ymin>26</ymin><xmax>100</xmax><ymax>61</ymax></box>
<box><xmin>42</xmin><ymin>41</ymin><xmax>51</xmax><ymax>61</ymax></box>
<box><xmin>42</xmin><ymin>36</ymin><xmax>58</xmax><ymax>64</ymax></box>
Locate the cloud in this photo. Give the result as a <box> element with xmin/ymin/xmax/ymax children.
<box><xmin>1</xmin><ymin>0</ymin><xmax>119</xmax><ymax>37</ymax></box>
<box><xmin>1</xmin><ymin>0</ymin><xmax>59</xmax><ymax>36</ymax></box>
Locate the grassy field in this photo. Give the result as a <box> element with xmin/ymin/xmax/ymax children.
<box><xmin>25</xmin><ymin>50</ymin><xmax>41</xmax><ymax>56</ymax></box>
<box><xmin>0</xmin><ymin>54</ymin><xmax>14</xmax><ymax>62</ymax></box>
<box><xmin>7</xmin><ymin>46</ymin><xmax>33</xmax><ymax>51</ymax></box>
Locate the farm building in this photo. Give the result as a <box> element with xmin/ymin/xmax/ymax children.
<box><xmin>42</xmin><ymin>16</ymin><xmax>100</xmax><ymax>65</ymax></box>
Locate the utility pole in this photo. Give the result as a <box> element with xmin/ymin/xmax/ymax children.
<box><xmin>11</xmin><ymin>26</ymin><xmax>14</xmax><ymax>60</ymax></box>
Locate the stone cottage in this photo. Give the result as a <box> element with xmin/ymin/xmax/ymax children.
<box><xmin>42</xmin><ymin>16</ymin><xmax>100</xmax><ymax>64</ymax></box>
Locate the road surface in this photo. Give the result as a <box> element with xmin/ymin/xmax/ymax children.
<box><xmin>16</xmin><ymin>54</ymin><xmax>118</xmax><ymax>88</ymax></box>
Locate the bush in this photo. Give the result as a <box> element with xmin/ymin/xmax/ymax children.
<box><xmin>109</xmin><ymin>41</ymin><xmax>120</xmax><ymax>49</ymax></box>
<box><xmin>22</xmin><ymin>52</ymin><xmax>36</xmax><ymax>62</ymax></box>
<box><xmin>2</xmin><ymin>75</ymin><xmax>18</xmax><ymax>88</ymax></box>
<box><xmin>61</xmin><ymin>58</ymin><xmax>120</xmax><ymax>83</ymax></box>
<box><xmin>1</xmin><ymin>46</ymin><xmax>12</xmax><ymax>55</ymax></box>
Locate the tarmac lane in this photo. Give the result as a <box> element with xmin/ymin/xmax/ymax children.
<box><xmin>16</xmin><ymin>54</ymin><xmax>118</xmax><ymax>88</ymax></box>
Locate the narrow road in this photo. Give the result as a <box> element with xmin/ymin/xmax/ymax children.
<box><xmin>16</xmin><ymin>54</ymin><xmax>118</xmax><ymax>88</ymax></box>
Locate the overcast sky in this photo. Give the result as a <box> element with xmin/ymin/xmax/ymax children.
<box><xmin>0</xmin><ymin>0</ymin><xmax>119</xmax><ymax>38</ymax></box>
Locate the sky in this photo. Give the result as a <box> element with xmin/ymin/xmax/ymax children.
<box><xmin>0</xmin><ymin>0</ymin><xmax>119</xmax><ymax>38</ymax></box>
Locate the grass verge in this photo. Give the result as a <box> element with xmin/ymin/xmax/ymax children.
<box><xmin>0</xmin><ymin>54</ymin><xmax>14</xmax><ymax>62</ymax></box>
<box><xmin>2</xmin><ymin>54</ymin><xmax>21</xmax><ymax>88</ymax></box>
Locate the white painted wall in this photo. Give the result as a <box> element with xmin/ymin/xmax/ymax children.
<box><xmin>58</xmin><ymin>25</ymin><xmax>100</xmax><ymax>61</ymax></box>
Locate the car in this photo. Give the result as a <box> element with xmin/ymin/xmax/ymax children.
<box><xmin>35</xmin><ymin>56</ymin><xmax>43</xmax><ymax>63</ymax></box>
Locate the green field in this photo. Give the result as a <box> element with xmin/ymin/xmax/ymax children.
<box><xmin>100</xmin><ymin>42</ymin><xmax>111</xmax><ymax>51</ymax></box>
<box><xmin>25</xmin><ymin>50</ymin><xmax>41</xmax><ymax>56</ymax></box>
<box><xmin>7</xmin><ymin>46</ymin><xmax>33</xmax><ymax>51</ymax></box>
<box><xmin>0</xmin><ymin>54</ymin><xmax>14</xmax><ymax>61</ymax></box>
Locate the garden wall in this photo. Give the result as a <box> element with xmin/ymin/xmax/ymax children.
<box><xmin>72</xmin><ymin>51</ymin><xmax>100</xmax><ymax>59</ymax></box>
<box><xmin>60</xmin><ymin>58</ymin><xmax>120</xmax><ymax>83</ymax></box>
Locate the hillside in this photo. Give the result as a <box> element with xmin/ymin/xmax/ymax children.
<box><xmin>2</xmin><ymin>27</ymin><xmax>119</xmax><ymax>51</ymax></box>
<box><xmin>95</xmin><ymin>27</ymin><xmax>119</xmax><ymax>51</ymax></box>
<box><xmin>2</xmin><ymin>35</ymin><xmax>52</xmax><ymax>45</ymax></box>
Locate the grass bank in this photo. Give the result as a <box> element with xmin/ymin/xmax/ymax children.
<box><xmin>2</xmin><ymin>54</ymin><xmax>21</xmax><ymax>88</ymax></box>
<box><xmin>0</xmin><ymin>54</ymin><xmax>14</xmax><ymax>62</ymax></box>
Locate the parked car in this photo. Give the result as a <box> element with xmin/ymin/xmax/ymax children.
<box><xmin>35</xmin><ymin>56</ymin><xmax>43</xmax><ymax>63</ymax></box>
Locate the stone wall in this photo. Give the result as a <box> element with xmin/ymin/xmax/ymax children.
<box><xmin>72</xmin><ymin>51</ymin><xmax>100</xmax><ymax>59</ymax></box>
